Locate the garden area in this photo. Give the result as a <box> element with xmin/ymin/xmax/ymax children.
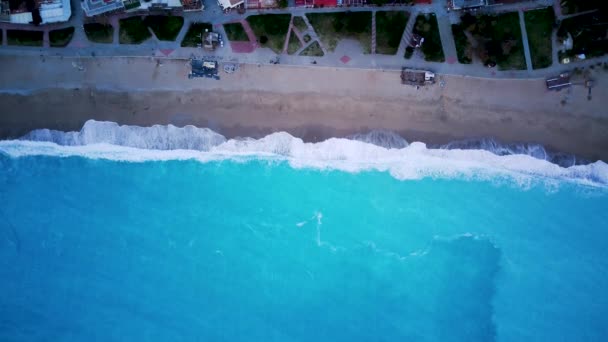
<box><xmin>300</xmin><ymin>41</ymin><xmax>324</xmax><ymax>57</ymax></box>
<box><xmin>119</xmin><ymin>17</ymin><xmax>151</xmax><ymax>44</ymax></box>
<box><xmin>247</xmin><ymin>14</ymin><xmax>291</xmax><ymax>53</ymax></box>
<box><xmin>84</xmin><ymin>23</ymin><xmax>114</xmax><ymax>44</ymax></box>
<box><xmin>457</xmin><ymin>12</ymin><xmax>525</xmax><ymax>70</ymax></box>
<box><xmin>49</xmin><ymin>27</ymin><xmax>75</xmax><ymax>47</ymax></box>
<box><xmin>375</xmin><ymin>11</ymin><xmax>409</xmax><ymax>55</ymax></box>
<box><xmin>181</xmin><ymin>22</ymin><xmax>212</xmax><ymax>47</ymax></box>
<box><xmin>287</xmin><ymin>31</ymin><xmax>301</xmax><ymax>54</ymax></box>
<box><xmin>560</xmin><ymin>0</ymin><xmax>605</xmax><ymax>15</ymax></box>
<box><xmin>7</xmin><ymin>30</ymin><xmax>43</xmax><ymax>46</ymax></box>
<box><xmin>413</xmin><ymin>14</ymin><xmax>444</xmax><ymax>62</ymax></box>
<box><xmin>451</xmin><ymin>23</ymin><xmax>472</xmax><ymax>64</ymax></box>
<box><xmin>306</xmin><ymin>12</ymin><xmax>372</xmax><ymax>53</ymax></box>
<box><xmin>557</xmin><ymin>10</ymin><xmax>608</xmax><ymax>60</ymax></box>
<box><xmin>293</xmin><ymin>16</ymin><xmax>308</xmax><ymax>32</ymax></box>
<box><xmin>224</xmin><ymin>22</ymin><xmax>248</xmax><ymax>41</ymax></box>
<box><xmin>524</xmin><ymin>7</ymin><xmax>555</xmax><ymax>69</ymax></box>
<box><xmin>143</xmin><ymin>16</ymin><xmax>184</xmax><ymax>41</ymax></box>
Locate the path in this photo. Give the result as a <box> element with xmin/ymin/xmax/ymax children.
<box><xmin>518</xmin><ymin>9</ymin><xmax>533</xmax><ymax>72</ymax></box>
<box><xmin>397</xmin><ymin>11</ymin><xmax>417</xmax><ymax>57</ymax></box>
<box><xmin>371</xmin><ymin>10</ymin><xmax>376</xmax><ymax>54</ymax></box>
<box><xmin>436</xmin><ymin>12</ymin><xmax>458</xmax><ymax>64</ymax></box>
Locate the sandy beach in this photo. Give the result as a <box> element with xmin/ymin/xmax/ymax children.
<box><xmin>0</xmin><ymin>55</ymin><xmax>607</xmax><ymax>160</ymax></box>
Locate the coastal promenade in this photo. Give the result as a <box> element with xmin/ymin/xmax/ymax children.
<box><xmin>0</xmin><ymin>0</ymin><xmax>606</xmax><ymax>80</ymax></box>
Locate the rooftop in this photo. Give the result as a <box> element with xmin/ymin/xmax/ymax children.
<box><xmin>449</xmin><ymin>0</ymin><xmax>486</xmax><ymax>10</ymax></box>
<box><xmin>81</xmin><ymin>0</ymin><xmax>124</xmax><ymax>17</ymax></box>
<box><xmin>1</xmin><ymin>0</ymin><xmax>70</xmax><ymax>24</ymax></box>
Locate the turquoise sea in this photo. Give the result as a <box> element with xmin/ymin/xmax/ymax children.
<box><xmin>1</xmin><ymin>121</ymin><xmax>607</xmax><ymax>341</ymax></box>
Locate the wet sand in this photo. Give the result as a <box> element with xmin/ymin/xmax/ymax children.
<box><xmin>0</xmin><ymin>55</ymin><xmax>607</xmax><ymax>160</ymax></box>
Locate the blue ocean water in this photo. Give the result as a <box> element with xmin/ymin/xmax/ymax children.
<box><xmin>1</xmin><ymin>151</ymin><xmax>607</xmax><ymax>342</ymax></box>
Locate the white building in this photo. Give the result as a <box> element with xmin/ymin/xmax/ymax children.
<box><xmin>1</xmin><ymin>0</ymin><xmax>71</xmax><ymax>24</ymax></box>
<box><xmin>217</xmin><ymin>0</ymin><xmax>244</xmax><ymax>9</ymax></box>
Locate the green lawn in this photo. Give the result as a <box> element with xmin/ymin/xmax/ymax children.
<box><xmin>413</xmin><ymin>14</ymin><xmax>444</xmax><ymax>62</ymax></box>
<box><xmin>7</xmin><ymin>30</ymin><xmax>43</xmax><ymax>46</ymax></box>
<box><xmin>459</xmin><ymin>12</ymin><xmax>526</xmax><ymax>70</ymax></box>
<box><xmin>376</xmin><ymin>11</ymin><xmax>409</xmax><ymax>55</ymax></box>
<box><xmin>524</xmin><ymin>7</ymin><xmax>555</xmax><ymax>69</ymax></box>
<box><xmin>306</xmin><ymin>12</ymin><xmax>372</xmax><ymax>53</ymax></box>
<box><xmin>560</xmin><ymin>0</ymin><xmax>603</xmax><ymax>15</ymax></box>
<box><xmin>557</xmin><ymin>10</ymin><xmax>608</xmax><ymax>60</ymax></box>
<box><xmin>84</xmin><ymin>23</ymin><xmax>114</xmax><ymax>44</ymax></box>
<box><xmin>181</xmin><ymin>22</ymin><xmax>212</xmax><ymax>47</ymax></box>
<box><xmin>224</xmin><ymin>22</ymin><xmax>248</xmax><ymax>41</ymax></box>
<box><xmin>119</xmin><ymin>17</ymin><xmax>152</xmax><ymax>44</ymax></box>
<box><xmin>143</xmin><ymin>15</ymin><xmax>184</xmax><ymax>41</ymax></box>
<box><xmin>451</xmin><ymin>23</ymin><xmax>472</xmax><ymax>64</ymax></box>
<box><xmin>49</xmin><ymin>27</ymin><xmax>75</xmax><ymax>47</ymax></box>
<box><xmin>293</xmin><ymin>16</ymin><xmax>308</xmax><ymax>32</ymax></box>
<box><xmin>287</xmin><ymin>31</ymin><xmax>301</xmax><ymax>55</ymax></box>
<box><xmin>404</xmin><ymin>46</ymin><xmax>414</xmax><ymax>59</ymax></box>
<box><xmin>247</xmin><ymin>14</ymin><xmax>291</xmax><ymax>53</ymax></box>
<box><xmin>300</xmin><ymin>41</ymin><xmax>324</xmax><ymax>57</ymax></box>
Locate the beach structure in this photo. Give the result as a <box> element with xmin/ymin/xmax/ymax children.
<box><xmin>189</xmin><ymin>59</ymin><xmax>220</xmax><ymax>80</ymax></box>
<box><xmin>401</xmin><ymin>69</ymin><xmax>435</xmax><ymax>86</ymax></box>
<box><xmin>0</xmin><ymin>0</ymin><xmax>70</xmax><ymax>24</ymax></box>
<box><xmin>545</xmin><ymin>73</ymin><xmax>571</xmax><ymax>91</ymax></box>
<box><xmin>203</xmin><ymin>30</ymin><xmax>221</xmax><ymax>51</ymax></box>
<box><xmin>81</xmin><ymin>0</ymin><xmax>201</xmax><ymax>17</ymax></box>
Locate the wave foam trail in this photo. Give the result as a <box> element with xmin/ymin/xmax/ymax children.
<box><xmin>440</xmin><ymin>138</ymin><xmax>583</xmax><ymax>167</ymax></box>
<box><xmin>346</xmin><ymin>130</ymin><xmax>409</xmax><ymax>149</ymax></box>
<box><xmin>21</xmin><ymin>120</ymin><xmax>226</xmax><ymax>151</ymax></box>
<box><xmin>2</xmin><ymin>120</ymin><xmax>608</xmax><ymax>187</ymax></box>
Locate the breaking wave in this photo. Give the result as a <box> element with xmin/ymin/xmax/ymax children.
<box><xmin>440</xmin><ymin>138</ymin><xmax>584</xmax><ymax>168</ymax></box>
<box><xmin>346</xmin><ymin>130</ymin><xmax>409</xmax><ymax>149</ymax></box>
<box><xmin>20</xmin><ymin>120</ymin><xmax>226</xmax><ymax>151</ymax></box>
<box><xmin>2</xmin><ymin>120</ymin><xmax>607</xmax><ymax>187</ymax></box>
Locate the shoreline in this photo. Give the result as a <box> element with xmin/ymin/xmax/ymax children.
<box><xmin>1</xmin><ymin>55</ymin><xmax>607</xmax><ymax>161</ymax></box>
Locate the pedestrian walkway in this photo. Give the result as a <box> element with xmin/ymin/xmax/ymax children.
<box><xmin>436</xmin><ymin>13</ymin><xmax>457</xmax><ymax>64</ymax></box>
<box><xmin>397</xmin><ymin>11</ymin><xmax>417</xmax><ymax>57</ymax></box>
<box><xmin>518</xmin><ymin>9</ymin><xmax>533</xmax><ymax>72</ymax></box>
<box><xmin>371</xmin><ymin>11</ymin><xmax>376</xmax><ymax>54</ymax></box>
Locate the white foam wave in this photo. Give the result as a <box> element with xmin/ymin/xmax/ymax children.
<box><xmin>2</xmin><ymin>120</ymin><xmax>607</xmax><ymax>188</ymax></box>
<box><xmin>346</xmin><ymin>130</ymin><xmax>409</xmax><ymax>149</ymax></box>
<box><xmin>440</xmin><ymin>138</ymin><xmax>583</xmax><ymax>167</ymax></box>
<box><xmin>21</xmin><ymin>120</ymin><xmax>226</xmax><ymax>151</ymax></box>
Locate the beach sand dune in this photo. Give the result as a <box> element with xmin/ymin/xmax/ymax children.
<box><xmin>0</xmin><ymin>56</ymin><xmax>607</xmax><ymax>160</ymax></box>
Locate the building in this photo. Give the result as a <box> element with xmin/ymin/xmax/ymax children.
<box><xmin>0</xmin><ymin>0</ymin><xmax>71</xmax><ymax>24</ymax></box>
<box><xmin>218</xmin><ymin>0</ymin><xmax>244</xmax><ymax>9</ymax></box>
<box><xmin>448</xmin><ymin>0</ymin><xmax>486</xmax><ymax>10</ymax></box>
<box><xmin>203</xmin><ymin>30</ymin><xmax>221</xmax><ymax>50</ymax></box>
<box><xmin>245</xmin><ymin>0</ymin><xmax>273</xmax><ymax>9</ymax></box>
<box><xmin>81</xmin><ymin>0</ymin><xmax>201</xmax><ymax>17</ymax></box>
<box><xmin>81</xmin><ymin>0</ymin><xmax>125</xmax><ymax>17</ymax></box>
